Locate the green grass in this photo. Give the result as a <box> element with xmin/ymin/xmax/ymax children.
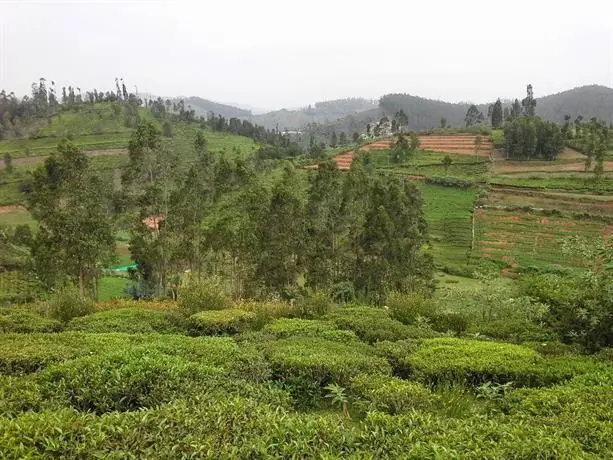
<box><xmin>419</xmin><ymin>184</ymin><xmax>477</xmax><ymax>271</ymax></box>
<box><xmin>98</xmin><ymin>277</ymin><xmax>130</xmax><ymax>301</ymax></box>
<box><xmin>0</xmin><ymin>208</ymin><xmax>35</xmax><ymax>228</ymax></box>
<box><xmin>490</xmin><ymin>174</ymin><xmax>613</xmax><ymax>193</ymax></box>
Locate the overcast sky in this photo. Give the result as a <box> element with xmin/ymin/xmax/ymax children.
<box><xmin>1</xmin><ymin>0</ymin><xmax>612</xmax><ymax>110</ymax></box>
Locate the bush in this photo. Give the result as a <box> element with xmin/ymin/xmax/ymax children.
<box><xmin>0</xmin><ymin>332</ymin><xmax>244</xmax><ymax>375</ymax></box>
<box><xmin>295</xmin><ymin>291</ymin><xmax>334</xmax><ymax>319</ymax></box>
<box><xmin>66</xmin><ymin>308</ymin><xmax>187</xmax><ymax>334</ymax></box>
<box><xmin>386</xmin><ymin>291</ymin><xmax>437</xmax><ymax>325</ymax></box>
<box><xmin>350</xmin><ymin>374</ymin><xmax>434</xmax><ymax>414</ymax></box>
<box><xmin>430</xmin><ymin>311</ymin><xmax>470</xmax><ymax>335</ymax></box>
<box><xmin>326</xmin><ymin>307</ymin><xmax>412</xmax><ymax>343</ymax></box>
<box><xmin>262</xmin><ymin>318</ymin><xmax>358</xmax><ymax>343</ymax></box>
<box><xmin>189</xmin><ymin>309</ymin><xmax>257</xmax><ymax>335</ymax></box>
<box><xmin>0</xmin><ymin>376</ymin><xmax>50</xmax><ymax>417</ymax></box>
<box><xmin>235</xmin><ymin>300</ymin><xmax>298</xmax><ymax>328</ymax></box>
<box><xmin>409</xmin><ymin>337</ymin><xmax>598</xmax><ymax>387</ymax></box>
<box><xmin>48</xmin><ymin>287</ymin><xmax>95</xmax><ymax>323</ymax></box>
<box><xmin>178</xmin><ymin>276</ymin><xmax>231</xmax><ymax>315</ymax></box>
<box><xmin>38</xmin><ymin>350</ymin><xmax>222</xmax><ymax>414</ymax></box>
<box><xmin>263</xmin><ymin>337</ymin><xmax>390</xmax><ymax>406</ymax></box>
<box><xmin>0</xmin><ymin>309</ymin><xmax>62</xmax><ymax>333</ymax></box>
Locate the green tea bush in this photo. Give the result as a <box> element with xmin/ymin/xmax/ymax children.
<box><xmin>0</xmin><ymin>376</ymin><xmax>49</xmax><ymax>417</ymax></box>
<box><xmin>0</xmin><ymin>332</ymin><xmax>244</xmax><ymax>375</ymax></box>
<box><xmin>373</xmin><ymin>339</ymin><xmax>421</xmax><ymax>377</ymax></box>
<box><xmin>409</xmin><ymin>337</ymin><xmax>596</xmax><ymax>387</ymax></box>
<box><xmin>386</xmin><ymin>291</ymin><xmax>437</xmax><ymax>325</ymax></box>
<box><xmin>189</xmin><ymin>309</ymin><xmax>257</xmax><ymax>335</ymax></box>
<box><xmin>295</xmin><ymin>291</ymin><xmax>334</xmax><ymax>319</ymax></box>
<box><xmin>326</xmin><ymin>307</ymin><xmax>412</xmax><ymax>343</ymax></box>
<box><xmin>0</xmin><ymin>309</ymin><xmax>62</xmax><ymax>333</ymax></box>
<box><xmin>38</xmin><ymin>350</ymin><xmax>216</xmax><ymax>414</ymax></box>
<box><xmin>66</xmin><ymin>308</ymin><xmax>188</xmax><ymax>334</ymax></box>
<box><xmin>262</xmin><ymin>318</ymin><xmax>358</xmax><ymax>343</ymax></box>
<box><xmin>178</xmin><ymin>276</ymin><xmax>231</xmax><ymax>315</ymax></box>
<box><xmin>430</xmin><ymin>311</ymin><xmax>470</xmax><ymax>335</ymax></box>
<box><xmin>264</xmin><ymin>337</ymin><xmax>390</xmax><ymax>406</ymax></box>
<box><xmin>235</xmin><ymin>300</ymin><xmax>298</xmax><ymax>328</ymax></box>
<box><xmin>350</xmin><ymin>374</ymin><xmax>434</xmax><ymax>414</ymax></box>
<box><xmin>48</xmin><ymin>287</ymin><xmax>95</xmax><ymax>323</ymax></box>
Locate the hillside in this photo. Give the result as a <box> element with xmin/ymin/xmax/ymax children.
<box><xmin>251</xmin><ymin>98</ymin><xmax>378</xmax><ymax>130</ymax></box>
<box><xmin>535</xmin><ymin>85</ymin><xmax>613</xmax><ymax>123</ymax></box>
<box><xmin>181</xmin><ymin>96</ymin><xmax>252</xmax><ymax>119</ymax></box>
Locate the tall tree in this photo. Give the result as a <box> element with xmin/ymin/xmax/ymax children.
<box><xmin>464</xmin><ymin>105</ymin><xmax>484</xmax><ymax>127</ymax></box>
<box><xmin>330</xmin><ymin>130</ymin><xmax>338</xmax><ymax>148</ymax></box>
<box><xmin>491</xmin><ymin>99</ymin><xmax>503</xmax><ymax>128</ymax></box>
<box><xmin>522</xmin><ymin>84</ymin><xmax>537</xmax><ymax>117</ymax></box>
<box><xmin>27</xmin><ymin>140</ymin><xmax>115</xmax><ymax>297</ymax></box>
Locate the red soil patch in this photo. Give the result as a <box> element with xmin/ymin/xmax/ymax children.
<box><xmin>500</xmin><ymin>215</ymin><xmax>522</xmax><ymax>222</ymax></box>
<box><xmin>319</xmin><ymin>134</ymin><xmax>494</xmax><ymax>170</ymax></box>
<box><xmin>0</xmin><ymin>205</ymin><xmax>26</xmax><ymax>215</ymax></box>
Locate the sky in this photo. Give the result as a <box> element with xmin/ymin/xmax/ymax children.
<box><xmin>1</xmin><ymin>0</ymin><xmax>612</xmax><ymax>111</ymax></box>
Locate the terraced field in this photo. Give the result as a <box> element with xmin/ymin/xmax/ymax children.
<box><xmin>474</xmin><ymin>207</ymin><xmax>613</xmax><ymax>268</ymax></box>
<box><xmin>330</xmin><ymin>134</ymin><xmax>493</xmax><ymax>170</ymax></box>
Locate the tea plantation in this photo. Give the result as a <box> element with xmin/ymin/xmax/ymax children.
<box><xmin>1</xmin><ymin>294</ymin><xmax>612</xmax><ymax>458</ymax></box>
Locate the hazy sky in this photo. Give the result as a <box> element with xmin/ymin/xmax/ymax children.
<box><xmin>1</xmin><ymin>0</ymin><xmax>612</xmax><ymax>110</ymax></box>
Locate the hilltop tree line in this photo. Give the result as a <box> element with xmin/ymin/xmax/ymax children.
<box><xmin>22</xmin><ymin>121</ymin><xmax>433</xmax><ymax>304</ymax></box>
<box><xmin>0</xmin><ymin>78</ymin><xmax>141</xmax><ymax>139</ymax></box>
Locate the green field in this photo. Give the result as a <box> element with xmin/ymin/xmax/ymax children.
<box><xmin>419</xmin><ymin>184</ymin><xmax>476</xmax><ymax>272</ymax></box>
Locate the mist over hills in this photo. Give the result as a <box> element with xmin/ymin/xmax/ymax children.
<box><xmin>181</xmin><ymin>85</ymin><xmax>613</xmax><ymax>133</ymax></box>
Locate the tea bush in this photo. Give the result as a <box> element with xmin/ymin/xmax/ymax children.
<box><xmin>386</xmin><ymin>291</ymin><xmax>437</xmax><ymax>325</ymax></box>
<box><xmin>178</xmin><ymin>276</ymin><xmax>231</xmax><ymax>315</ymax></box>
<box><xmin>263</xmin><ymin>337</ymin><xmax>390</xmax><ymax>405</ymax></box>
<box><xmin>350</xmin><ymin>374</ymin><xmax>434</xmax><ymax>414</ymax></box>
<box><xmin>262</xmin><ymin>318</ymin><xmax>358</xmax><ymax>343</ymax></box>
<box><xmin>38</xmin><ymin>350</ymin><xmax>216</xmax><ymax>414</ymax></box>
<box><xmin>189</xmin><ymin>309</ymin><xmax>257</xmax><ymax>335</ymax></box>
<box><xmin>326</xmin><ymin>307</ymin><xmax>413</xmax><ymax>343</ymax></box>
<box><xmin>66</xmin><ymin>308</ymin><xmax>188</xmax><ymax>334</ymax></box>
<box><xmin>295</xmin><ymin>291</ymin><xmax>335</xmax><ymax>319</ymax></box>
<box><xmin>235</xmin><ymin>299</ymin><xmax>298</xmax><ymax>328</ymax></box>
<box><xmin>409</xmin><ymin>337</ymin><xmax>597</xmax><ymax>387</ymax></box>
<box><xmin>373</xmin><ymin>339</ymin><xmax>421</xmax><ymax>377</ymax></box>
<box><xmin>430</xmin><ymin>311</ymin><xmax>470</xmax><ymax>335</ymax></box>
<box><xmin>47</xmin><ymin>287</ymin><xmax>95</xmax><ymax>323</ymax></box>
<box><xmin>0</xmin><ymin>309</ymin><xmax>62</xmax><ymax>333</ymax></box>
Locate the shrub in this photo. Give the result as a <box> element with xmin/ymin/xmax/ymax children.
<box><xmin>350</xmin><ymin>374</ymin><xmax>434</xmax><ymax>414</ymax></box>
<box><xmin>178</xmin><ymin>276</ymin><xmax>231</xmax><ymax>315</ymax></box>
<box><xmin>0</xmin><ymin>376</ymin><xmax>49</xmax><ymax>417</ymax></box>
<box><xmin>263</xmin><ymin>337</ymin><xmax>390</xmax><ymax>406</ymax></box>
<box><xmin>295</xmin><ymin>291</ymin><xmax>334</xmax><ymax>319</ymax></box>
<box><xmin>386</xmin><ymin>291</ymin><xmax>437</xmax><ymax>325</ymax></box>
<box><xmin>235</xmin><ymin>299</ymin><xmax>298</xmax><ymax>328</ymax></box>
<box><xmin>373</xmin><ymin>339</ymin><xmax>421</xmax><ymax>378</ymax></box>
<box><xmin>0</xmin><ymin>332</ymin><xmax>244</xmax><ymax>375</ymax></box>
<box><xmin>262</xmin><ymin>318</ymin><xmax>358</xmax><ymax>343</ymax></box>
<box><xmin>38</xmin><ymin>350</ymin><xmax>217</xmax><ymax>414</ymax></box>
<box><xmin>66</xmin><ymin>308</ymin><xmax>188</xmax><ymax>334</ymax></box>
<box><xmin>189</xmin><ymin>309</ymin><xmax>257</xmax><ymax>335</ymax></box>
<box><xmin>0</xmin><ymin>309</ymin><xmax>62</xmax><ymax>333</ymax></box>
<box><xmin>430</xmin><ymin>311</ymin><xmax>470</xmax><ymax>335</ymax></box>
<box><xmin>47</xmin><ymin>287</ymin><xmax>95</xmax><ymax>323</ymax></box>
<box><xmin>326</xmin><ymin>307</ymin><xmax>412</xmax><ymax>343</ymax></box>
<box><xmin>409</xmin><ymin>337</ymin><xmax>598</xmax><ymax>387</ymax></box>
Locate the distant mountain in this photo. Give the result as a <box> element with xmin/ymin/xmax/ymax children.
<box><xmin>535</xmin><ymin>85</ymin><xmax>613</xmax><ymax>123</ymax></box>
<box><xmin>182</xmin><ymin>96</ymin><xmax>252</xmax><ymax>119</ymax></box>
<box><xmin>251</xmin><ymin>98</ymin><xmax>378</xmax><ymax>130</ymax></box>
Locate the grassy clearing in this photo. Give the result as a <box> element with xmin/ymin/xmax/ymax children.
<box><xmin>0</xmin><ymin>207</ymin><xmax>34</xmax><ymax>228</ymax></box>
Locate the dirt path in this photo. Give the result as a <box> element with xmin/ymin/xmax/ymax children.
<box><xmin>0</xmin><ymin>148</ymin><xmax>128</xmax><ymax>170</ymax></box>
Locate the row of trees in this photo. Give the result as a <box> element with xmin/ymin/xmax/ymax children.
<box><xmin>1</xmin><ymin>78</ymin><xmax>140</xmax><ymax>139</ymax></box>
<box><xmin>25</xmin><ymin>122</ymin><xmax>434</xmax><ymax>303</ymax></box>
